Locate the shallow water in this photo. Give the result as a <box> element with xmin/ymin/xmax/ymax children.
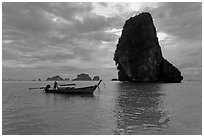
<box><xmin>2</xmin><ymin>80</ymin><xmax>202</xmax><ymax>135</ymax></box>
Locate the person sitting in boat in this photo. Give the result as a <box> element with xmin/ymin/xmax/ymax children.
<box><xmin>53</xmin><ymin>81</ymin><xmax>58</xmax><ymax>90</ymax></box>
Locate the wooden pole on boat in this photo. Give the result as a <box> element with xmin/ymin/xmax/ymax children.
<box><xmin>60</xmin><ymin>83</ymin><xmax>76</xmax><ymax>86</ymax></box>
<box><xmin>96</xmin><ymin>80</ymin><xmax>102</xmax><ymax>87</ymax></box>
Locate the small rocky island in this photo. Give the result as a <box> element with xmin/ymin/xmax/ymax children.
<box><xmin>113</xmin><ymin>12</ymin><xmax>183</xmax><ymax>83</ymax></box>
<box><xmin>46</xmin><ymin>75</ymin><xmax>64</xmax><ymax>81</ymax></box>
<box><xmin>46</xmin><ymin>74</ymin><xmax>100</xmax><ymax>81</ymax></box>
<box><xmin>93</xmin><ymin>76</ymin><xmax>100</xmax><ymax>81</ymax></box>
<box><xmin>64</xmin><ymin>78</ymin><xmax>70</xmax><ymax>81</ymax></box>
<box><xmin>72</xmin><ymin>73</ymin><xmax>92</xmax><ymax>81</ymax></box>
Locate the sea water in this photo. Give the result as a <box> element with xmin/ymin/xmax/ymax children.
<box><xmin>2</xmin><ymin>80</ymin><xmax>202</xmax><ymax>135</ymax></box>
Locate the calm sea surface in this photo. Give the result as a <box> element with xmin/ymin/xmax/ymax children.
<box><xmin>2</xmin><ymin>80</ymin><xmax>202</xmax><ymax>135</ymax></box>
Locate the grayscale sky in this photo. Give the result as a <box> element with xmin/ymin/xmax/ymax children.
<box><xmin>2</xmin><ymin>2</ymin><xmax>202</xmax><ymax>81</ymax></box>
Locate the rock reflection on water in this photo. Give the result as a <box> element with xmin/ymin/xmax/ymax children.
<box><xmin>114</xmin><ymin>82</ymin><xmax>170</xmax><ymax>134</ymax></box>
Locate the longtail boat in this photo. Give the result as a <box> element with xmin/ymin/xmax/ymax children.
<box><xmin>44</xmin><ymin>80</ymin><xmax>102</xmax><ymax>94</ymax></box>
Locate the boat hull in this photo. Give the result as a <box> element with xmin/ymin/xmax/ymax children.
<box><xmin>44</xmin><ymin>85</ymin><xmax>97</xmax><ymax>94</ymax></box>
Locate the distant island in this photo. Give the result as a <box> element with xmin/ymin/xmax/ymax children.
<box><xmin>93</xmin><ymin>76</ymin><xmax>100</xmax><ymax>81</ymax></box>
<box><xmin>72</xmin><ymin>73</ymin><xmax>92</xmax><ymax>81</ymax></box>
<box><xmin>45</xmin><ymin>74</ymin><xmax>100</xmax><ymax>81</ymax></box>
<box><xmin>46</xmin><ymin>75</ymin><xmax>64</xmax><ymax>81</ymax></box>
<box><xmin>64</xmin><ymin>78</ymin><xmax>70</xmax><ymax>81</ymax></box>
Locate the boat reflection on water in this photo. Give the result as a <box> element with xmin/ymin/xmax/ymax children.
<box><xmin>45</xmin><ymin>92</ymin><xmax>94</xmax><ymax>98</ymax></box>
<box><xmin>44</xmin><ymin>92</ymin><xmax>95</xmax><ymax>104</ymax></box>
<box><xmin>113</xmin><ymin>82</ymin><xmax>170</xmax><ymax>134</ymax></box>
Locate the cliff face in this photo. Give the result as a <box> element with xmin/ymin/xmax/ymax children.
<box><xmin>113</xmin><ymin>12</ymin><xmax>183</xmax><ymax>83</ymax></box>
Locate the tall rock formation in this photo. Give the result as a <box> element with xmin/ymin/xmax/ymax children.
<box><xmin>113</xmin><ymin>12</ymin><xmax>183</xmax><ymax>83</ymax></box>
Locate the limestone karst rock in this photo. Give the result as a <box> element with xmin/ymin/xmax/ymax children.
<box><xmin>93</xmin><ymin>76</ymin><xmax>100</xmax><ymax>81</ymax></box>
<box><xmin>64</xmin><ymin>78</ymin><xmax>70</xmax><ymax>81</ymax></box>
<box><xmin>46</xmin><ymin>75</ymin><xmax>64</xmax><ymax>81</ymax></box>
<box><xmin>72</xmin><ymin>73</ymin><xmax>92</xmax><ymax>81</ymax></box>
<box><xmin>113</xmin><ymin>12</ymin><xmax>183</xmax><ymax>82</ymax></box>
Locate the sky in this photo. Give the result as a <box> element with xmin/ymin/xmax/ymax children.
<box><xmin>2</xmin><ymin>2</ymin><xmax>202</xmax><ymax>81</ymax></box>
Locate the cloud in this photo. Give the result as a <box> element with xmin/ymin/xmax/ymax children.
<box><xmin>2</xmin><ymin>3</ymin><xmax>54</xmax><ymax>33</ymax></box>
<box><xmin>3</xmin><ymin>40</ymin><xmax>13</xmax><ymax>44</ymax></box>
<box><xmin>76</xmin><ymin>31</ymin><xmax>118</xmax><ymax>42</ymax></box>
<box><xmin>150</xmin><ymin>2</ymin><xmax>202</xmax><ymax>42</ymax></box>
